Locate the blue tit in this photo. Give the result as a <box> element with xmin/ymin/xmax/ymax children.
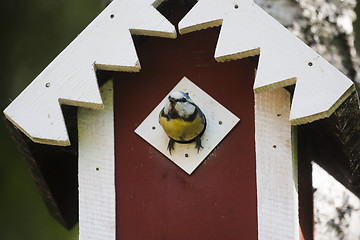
<box><xmin>159</xmin><ymin>91</ymin><xmax>206</xmax><ymax>154</ymax></box>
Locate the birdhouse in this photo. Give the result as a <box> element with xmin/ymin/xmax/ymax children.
<box><xmin>4</xmin><ymin>0</ymin><xmax>360</xmax><ymax>239</ymax></box>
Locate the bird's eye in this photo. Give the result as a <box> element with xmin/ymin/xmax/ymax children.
<box><xmin>179</xmin><ymin>98</ymin><xmax>186</xmax><ymax>103</ymax></box>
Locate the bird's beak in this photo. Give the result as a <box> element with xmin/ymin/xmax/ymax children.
<box><xmin>168</xmin><ymin>97</ymin><xmax>176</xmax><ymax>104</ymax></box>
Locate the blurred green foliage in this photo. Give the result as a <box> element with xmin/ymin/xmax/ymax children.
<box><xmin>1</xmin><ymin>0</ymin><xmax>360</xmax><ymax>240</ymax></box>
<box><xmin>0</xmin><ymin>1</ymin><xmax>103</xmax><ymax>239</ymax></box>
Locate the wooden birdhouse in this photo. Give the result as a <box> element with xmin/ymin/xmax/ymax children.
<box><xmin>4</xmin><ymin>0</ymin><xmax>360</xmax><ymax>239</ymax></box>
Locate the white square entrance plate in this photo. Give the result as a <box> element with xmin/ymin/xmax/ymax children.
<box><xmin>135</xmin><ymin>77</ymin><xmax>240</xmax><ymax>174</ymax></box>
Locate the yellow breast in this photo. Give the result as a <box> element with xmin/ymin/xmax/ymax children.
<box><xmin>159</xmin><ymin>113</ymin><xmax>205</xmax><ymax>142</ymax></box>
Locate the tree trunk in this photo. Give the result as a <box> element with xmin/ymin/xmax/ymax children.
<box><xmin>255</xmin><ymin>0</ymin><xmax>360</xmax><ymax>239</ymax></box>
<box><xmin>256</xmin><ymin>0</ymin><xmax>359</xmax><ymax>86</ymax></box>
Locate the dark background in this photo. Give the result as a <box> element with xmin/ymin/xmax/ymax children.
<box><xmin>0</xmin><ymin>1</ymin><xmax>104</xmax><ymax>239</ymax></box>
<box><xmin>0</xmin><ymin>1</ymin><xmax>359</xmax><ymax>239</ymax></box>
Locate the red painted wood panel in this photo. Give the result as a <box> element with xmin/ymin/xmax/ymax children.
<box><xmin>114</xmin><ymin>25</ymin><xmax>258</xmax><ymax>239</ymax></box>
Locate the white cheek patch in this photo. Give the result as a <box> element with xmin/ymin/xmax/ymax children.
<box><xmin>175</xmin><ymin>102</ymin><xmax>195</xmax><ymax>118</ymax></box>
<box><xmin>163</xmin><ymin>100</ymin><xmax>171</xmax><ymax>114</ymax></box>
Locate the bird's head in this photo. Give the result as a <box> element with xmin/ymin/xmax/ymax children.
<box><xmin>164</xmin><ymin>91</ymin><xmax>196</xmax><ymax>118</ymax></box>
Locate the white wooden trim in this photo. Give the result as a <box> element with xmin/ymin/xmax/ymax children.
<box><xmin>255</xmin><ymin>88</ymin><xmax>299</xmax><ymax>240</ymax></box>
<box><xmin>78</xmin><ymin>80</ymin><xmax>115</xmax><ymax>240</ymax></box>
<box><xmin>3</xmin><ymin>0</ymin><xmax>176</xmax><ymax>146</ymax></box>
<box><xmin>4</xmin><ymin>0</ymin><xmax>355</xmax><ymax>144</ymax></box>
<box><xmin>179</xmin><ymin>0</ymin><xmax>354</xmax><ymax>125</ymax></box>
<box><xmin>135</xmin><ymin>77</ymin><xmax>240</xmax><ymax>174</ymax></box>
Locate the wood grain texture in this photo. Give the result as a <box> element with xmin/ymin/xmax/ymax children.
<box><xmin>78</xmin><ymin>80</ymin><xmax>115</xmax><ymax>240</ymax></box>
<box><xmin>3</xmin><ymin>0</ymin><xmax>175</xmax><ymax>146</ymax></box>
<box><xmin>255</xmin><ymin>88</ymin><xmax>299</xmax><ymax>240</ymax></box>
<box><xmin>179</xmin><ymin>0</ymin><xmax>355</xmax><ymax>125</ymax></box>
<box><xmin>298</xmin><ymin>92</ymin><xmax>360</xmax><ymax>198</ymax></box>
<box><xmin>114</xmin><ymin>25</ymin><xmax>258</xmax><ymax>239</ymax></box>
<box><xmin>4</xmin><ymin>116</ymin><xmax>78</xmax><ymax>229</ymax></box>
